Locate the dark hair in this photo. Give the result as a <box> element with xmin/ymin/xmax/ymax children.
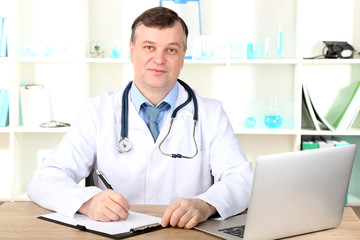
<box><xmin>131</xmin><ymin>7</ymin><xmax>188</xmax><ymax>50</ymax></box>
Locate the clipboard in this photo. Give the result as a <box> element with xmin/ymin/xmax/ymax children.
<box><xmin>38</xmin><ymin>211</ymin><xmax>163</xmax><ymax>239</ymax></box>
<box><xmin>19</xmin><ymin>84</ymin><xmax>52</xmax><ymax>126</ymax></box>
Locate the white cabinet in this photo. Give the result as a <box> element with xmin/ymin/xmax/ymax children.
<box><xmin>0</xmin><ymin>0</ymin><xmax>359</xmax><ymax>205</ymax></box>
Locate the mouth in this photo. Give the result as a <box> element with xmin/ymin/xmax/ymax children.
<box><xmin>149</xmin><ymin>68</ymin><xmax>167</xmax><ymax>74</ymax></box>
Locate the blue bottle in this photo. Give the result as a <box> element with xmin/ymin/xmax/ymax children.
<box><xmin>264</xmin><ymin>114</ymin><xmax>283</xmax><ymax>128</ymax></box>
<box><xmin>245</xmin><ymin>116</ymin><xmax>257</xmax><ymax>129</ymax></box>
<box><xmin>264</xmin><ymin>96</ymin><xmax>283</xmax><ymax>129</ymax></box>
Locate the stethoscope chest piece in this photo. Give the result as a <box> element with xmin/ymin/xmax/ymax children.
<box><xmin>117</xmin><ymin>137</ymin><xmax>133</xmax><ymax>153</ymax></box>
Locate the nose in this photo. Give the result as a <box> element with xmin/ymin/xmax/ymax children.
<box><xmin>153</xmin><ymin>50</ymin><xmax>166</xmax><ymax>65</ymax></box>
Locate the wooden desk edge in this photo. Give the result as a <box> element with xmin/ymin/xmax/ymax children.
<box><xmin>1</xmin><ymin>202</ymin><xmax>360</xmax><ymax>240</ymax></box>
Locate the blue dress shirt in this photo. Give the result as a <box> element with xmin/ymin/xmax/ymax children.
<box><xmin>130</xmin><ymin>81</ymin><xmax>179</xmax><ymax>131</ymax></box>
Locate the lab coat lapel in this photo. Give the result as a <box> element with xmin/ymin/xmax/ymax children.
<box><xmin>112</xmin><ymin>85</ymin><xmax>148</xmax><ymax>132</ymax></box>
<box><xmin>128</xmin><ymin>96</ymin><xmax>149</xmax><ymax>132</ymax></box>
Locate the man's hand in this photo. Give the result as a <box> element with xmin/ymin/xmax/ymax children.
<box><xmin>161</xmin><ymin>198</ymin><xmax>217</xmax><ymax>229</ymax></box>
<box><xmin>78</xmin><ymin>189</ymin><xmax>130</xmax><ymax>221</ymax></box>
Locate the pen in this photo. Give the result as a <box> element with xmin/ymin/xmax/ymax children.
<box><xmin>96</xmin><ymin>169</ymin><xmax>130</xmax><ymax>215</ymax></box>
<box><xmin>96</xmin><ymin>169</ymin><xmax>113</xmax><ymax>190</ymax></box>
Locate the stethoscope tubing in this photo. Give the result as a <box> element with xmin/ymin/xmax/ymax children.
<box><xmin>118</xmin><ymin>79</ymin><xmax>199</xmax><ymax>158</ymax></box>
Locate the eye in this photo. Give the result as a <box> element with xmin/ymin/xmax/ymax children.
<box><xmin>145</xmin><ymin>46</ymin><xmax>154</xmax><ymax>51</ymax></box>
<box><xmin>168</xmin><ymin>48</ymin><xmax>177</xmax><ymax>54</ymax></box>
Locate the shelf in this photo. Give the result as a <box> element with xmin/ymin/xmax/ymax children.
<box><xmin>14</xmin><ymin>57</ymin><xmax>83</xmax><ymax>63</ymax></box>
<box><xmin>235</xmin><ymin>129</ymin><xmax>298</xmax><ymax>135</ymax></box>
<box><xmin>84</xmin><ymin>58</ymin><xmax>131</xmax><ymax>63</ymax></box>
<box><xmin>185</xmin><ymin>58</ymin><xmax>227</xmax><ymax>64</ymax></box>
<box><xmin>301</xmin><ymin>130</ymin><xmax>360</xmax><ymax>136</ymax></box>
<box><xmin>302</xmin><ymin>58</ymin><xmax>360</xmax><ymax>64</ymax></box>
<box><xmin>0</xmin><ymin>57</ymin><xmax>9</xmax><ymax>63</ymax></box>
<box><xmin>229</xmin><ymin>59</ymin><xmax>299</xmax><ymax>64</ymax></box>
<box><xmin>0</xmin><ymin>127</ymin><xmax>10</xmax><ymax>133</ymax></box>
<box><xmin>14</xmin><ymin>126</ymin><xmax>69</xmax><ymax>133</ymax></box>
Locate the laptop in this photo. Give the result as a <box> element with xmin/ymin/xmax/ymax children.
<box><xmin>195</xmin><ymin>144</ymin><xmax>356</xmax><ymax>240</ymax></box>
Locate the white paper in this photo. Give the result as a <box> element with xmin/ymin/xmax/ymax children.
<box><xmin>40</xmin><ymin>211</ymin><xmax>161</xmax><ymax>235</ymax></box>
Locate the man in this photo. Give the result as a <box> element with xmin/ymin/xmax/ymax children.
<box><xmin>27</xmin><ymin>7</ymin><xmax>253</xmax><ymax>229</ymax></box>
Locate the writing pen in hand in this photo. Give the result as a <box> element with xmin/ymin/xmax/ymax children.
<box><xmin>96</xmin><ymin>169</ymin><xmax>130</xmax><ymax>215</ymax></box>
<box><xmin>96</xmin><ymin>169</ymin><xmax>113</xmax><ymax>190</ymax></box>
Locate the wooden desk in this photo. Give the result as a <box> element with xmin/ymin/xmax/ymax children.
<box><xmin>0</xmin><ymin>202</ymin><xmax>359</xmax><ymax>240</ymax></box>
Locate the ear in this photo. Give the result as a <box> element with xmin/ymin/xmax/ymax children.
<box><xmin>181</xmin><ymin>48</ymin><xmax>187</xmax><ymax>68</ymax></box>
<box><xmin>129</xmin><ymin>40</ymin><xmax>135</xmax><ymax>63</ymax></box>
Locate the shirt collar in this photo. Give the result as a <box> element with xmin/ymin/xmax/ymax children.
<box><xmin>130</xmin><ymin>81</ymin><xmax>179</xmax><ymax>112</ymax></box>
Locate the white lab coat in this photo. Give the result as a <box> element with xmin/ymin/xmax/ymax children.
<box><xmin>27</xmin><ymin>82</ymin><xmax>253</xmax><ymax>219</ymax></box>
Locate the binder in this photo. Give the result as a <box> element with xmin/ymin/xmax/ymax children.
<box><xmin>0</xmin><ymin>17</ymin><xmax>7</xmax><ymax>57</ymax></box>
<box><xmin>303</xmin><ymin>82</ymin><xmax>335</xmax><ymax>131</ymax></box>
<box><xmin>38</xmin><ymin>211</ymin><xmax>163</xmax><ymax>239</ymax></box>
<box><xmin>334</xmin><ymin>81</ymin><xmax>360</xmax><ymax>131</ymax></box>
<box><xmin>0</xmin><ymin>89</ymin><xmax>9</xmax><ymax>127</ymax></box>
<box><xmin>301</xmin><ymin>140</ymin><xmax>319</xmax><ymax>150</ymax></box>
<box><xmin>302</xmin><ymin>83</ymin><xmax>320</xmax><ymax>131</ymax></box>
<box><xmin>19</xmin><ymin>84</ymin><xmax>52</xmax><ymax>126</ymax></box>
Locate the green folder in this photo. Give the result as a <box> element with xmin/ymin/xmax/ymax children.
<box><xmin>301</xmin><ymin>140</ymin><xmax>319</xmax><ymax>150</ymax></box>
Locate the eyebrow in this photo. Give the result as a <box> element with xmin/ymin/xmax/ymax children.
<box><xmin>142</xmin><ymin>40</ymin><xmax>181</xmax><ymax>48</ymax></box>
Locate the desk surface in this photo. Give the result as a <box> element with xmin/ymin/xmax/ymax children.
<box><xmin>0</xmin><ymin>202</ymin><xmax>360</xmax><ymax>240</ymax></box>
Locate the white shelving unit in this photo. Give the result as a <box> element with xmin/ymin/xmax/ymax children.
<box><xmin>0</xmin><ymin>0</ymin><xmax>359</xmax><ymax>205</ymax></box>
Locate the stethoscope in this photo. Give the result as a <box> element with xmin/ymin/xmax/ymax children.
<box><xmin>117</xmin><ymin>79</ymin><xmax>199</xmax><ymax>159</ymax></box>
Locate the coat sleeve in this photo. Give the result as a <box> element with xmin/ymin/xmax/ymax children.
<box><xmin>27</xmin><ymin>99</ymin><xmax>103</xmax><ymax>218</ymax></box>
<box><xmin>195</xmin><ymin>101</ymin><xmax>254</xmax><ymax>219</ymax></box>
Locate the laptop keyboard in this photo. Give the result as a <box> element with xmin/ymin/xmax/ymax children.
<box><xmin>218</xmin><ymin>225</ymin><xmax>245</xmax><ymax>238</ymax></box>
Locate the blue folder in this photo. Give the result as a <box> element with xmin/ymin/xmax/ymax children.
<box><xmin>0</xmin><ymin>18</ymin><xmax>7</xmax><ymax>57</ymax></box>
<box><xmin>0</xmin><ymin>89</ymin><xmax>9</xmax><ymax>127</ymax></box>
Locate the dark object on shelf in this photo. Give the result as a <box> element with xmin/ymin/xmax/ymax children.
<box><xmin>323</xmin><ymin>41</ymin><xmax>355</xmax><ymax>59</ymax></box>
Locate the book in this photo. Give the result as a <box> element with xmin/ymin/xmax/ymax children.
<box><xmin>0</xmin><ymin>89</ymin><xmax>9</xmax><ymax>127</ymax></box>
<box><xmin>334</xmin><ymin>81</ymin><xmax>360</xmax><ymax>131</ymax></box>
<box><xmin>39</xmin><ymin>211</ymin><xmax>163</xmax><ymax>239</ymax></box>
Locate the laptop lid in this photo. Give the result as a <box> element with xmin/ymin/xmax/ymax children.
<box><xmin>195</xmin><ymin>144</ymin><xmax>356</xmax><ymax>240</ymax></box>
<box><xmin>244</xmin><ymin>144</ymin><xmax>356</xmax><ymax>240</ymax></box>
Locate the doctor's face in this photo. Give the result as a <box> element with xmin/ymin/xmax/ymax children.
<box><xmin>130</xmin><ymin>22</ymin><xmax>186</xmax><ymax>97</ymax></box>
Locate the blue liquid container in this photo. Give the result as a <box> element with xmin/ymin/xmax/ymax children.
<box><xmin>277</xmin><ymin>32</ymin><xmax>283</xmax><ymax>57</ymax></box>
<box><xmin>246</xmin><ymin>43</ymin><xmax>258</xmax><ymax>59</ymax></box>
<box><xmin>110</xmin><ymin>49</ymin><xmax>121</xmax><ymax>58</ymax></box>
<box><xmin>245</xmin><ymin>117</ymin><xmax>256</xmax><ymax>129</ymax></box>
<box><xmin>264</xmin><ymin>114</ymin><xmax>283</xmax><ymax>129</ymax></box>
